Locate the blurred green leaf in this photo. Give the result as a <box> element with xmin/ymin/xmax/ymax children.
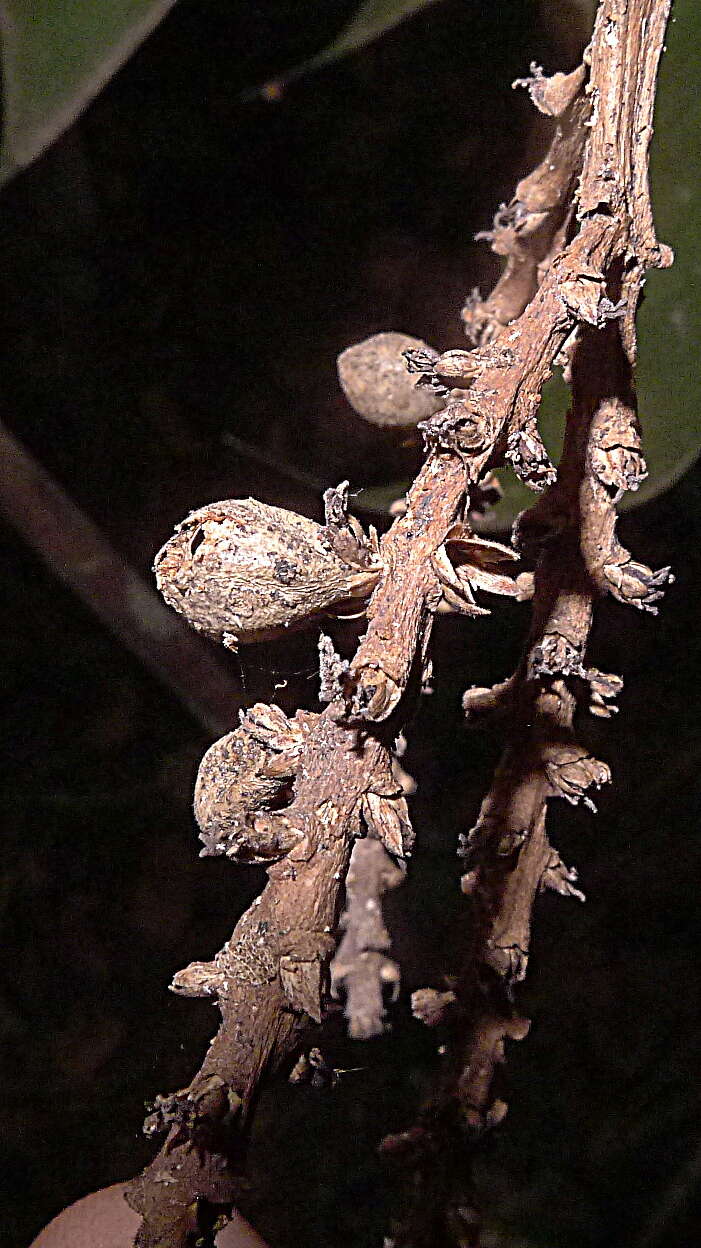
<box><xmin>295</xmin><ymin>0</ymin><xmax>439</xmax><ymax>71</ymax></box>
<box><xmin>634</xmin><ymin>0</ymin><xmax>701</xmax><ymax>502</ymax></box>
<box><xmin>0</xmin><ymin>0</ymin><xmax>178</xmax><ymax>184</ymax></box>
<box><xmin>0</xmin><ymin>0</ymin><xmax>442</xmax><ymax>179</ymax></box>
<box><xmin>250</xmin><ymin>0</ymin><xmax>439</xmax><ymax>94</ymax></box>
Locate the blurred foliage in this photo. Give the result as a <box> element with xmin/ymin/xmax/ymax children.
<box><xmin>0</xmin><ymin>0</ymin><xmax>178</xmax><ymax>181</ymax></box>
<box><xmin>0</xmin><ymin>0</ymin><xmax>437</xmax><ymax>182</ymax></box>
<box><xmin>254</xmin><ymin>0</ymin><xmax>439</xmax><ymax>87</ymax></box>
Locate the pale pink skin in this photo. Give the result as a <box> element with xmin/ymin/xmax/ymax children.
<box><xmin>30</xmin><ymin>1183</ymin><xmax>270</xmax><ymax>1248</ymax></box>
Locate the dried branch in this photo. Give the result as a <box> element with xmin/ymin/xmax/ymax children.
<box><xmin>464</xmin><ymin>63</ymin><xmax>589</xmax><ymax>342</ymax></box>
<box><xmin>330</xmin><ymin>837</ymin><xmax>404</xmax><ymax>1039</ymax></box>
<box><xmin>126</xmin><ymin>2</ymin><xmax>673</xmax><ymax>1245</ymax></box>
<box><xmin>382</xmin><ymin>3</ymin><xmax>673</xmax><ymax>1244</ymax></box>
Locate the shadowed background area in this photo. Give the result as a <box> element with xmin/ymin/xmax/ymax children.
<box><xmin>1</xmin><ymin>2</ymin><xmax>699</xmax><ymax>1246</ymax></box>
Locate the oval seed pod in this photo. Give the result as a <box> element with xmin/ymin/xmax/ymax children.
<box><xmin>154</xmin><ymin>499</ymin><xmax>380</xmax><ymax>646</ymax></box>
<box><xmin>337</xmin><ymin>331</ymin><xmax>446</xmax><ymax>428</ymax></box>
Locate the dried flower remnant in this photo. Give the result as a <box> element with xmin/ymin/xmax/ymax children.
<box><xmin>403</xmin><ymin>346</ymin><xmax>482</xmax><ymax>396</ymax></box>
<box><xmin>411</xmin><ymin>987</ymin><xmax>458</xmax><ymax>1028</ymax></box>
<box><xmin>512</xmin><ymin>62</ymin><xmax>587</xmax><ymax>117</ymax></box>
<box><xmin>433</xmin><ymin>523</ymin><xmax>533</xmax><ymax>616</ymax></box>
<box><xmin>543</xmin><ymin>745</ymin><xmax>611</xmax><ymax>810</ymax></box>
<box><xmin>360</xmin><ymin>789</ymin><xmax>414</xmax><ymax>859</ymax></box>
<box><xmin>419</xmin><ymin>398</ymin><xmax>499</xmax><ymax>469</ymax></box>
<box><xmin>585</xmin><ymin>667</ymin><xmax>624</xmax><ymax>718</ymax></box>
<box><xmin>506</xmin><ymin>420</ymin><xmax>558</xmax><ymax>489</ymax></box>
<box><xmin>154</xmin><ymin>492</ymin><xmax>381</xmax><ymax>647</ymax></box>
<box><xmin>589</xmin><ymin>411</ymin><xmax>647</xmax><ymax>498</ymax></box>
<box><xmin>194</xmin><ymin>703</ymin><xmax>314</xmax><ymax>863</ymax></box>
<box><xmin>170</xmin><ymin>960</ymin><xmax>226</xmax><ymax>1000</ymax></box>
<box><xmin>143</xmin><ymin>1075</ymin><xmax>241</xmax><ymax>1143</ymax></box>
<box><xmin>603</xmin><ymin>548</ymin><xmax>673</xmax><ymax>613</ymax></box>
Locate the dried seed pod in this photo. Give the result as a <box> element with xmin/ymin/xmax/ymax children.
<box><xmin>154</xmin><ymin>498</ymin><xmax>381</xmax><ymax>646</ymax></box>
<box><xmin>194</xmin><ymin>703</ymin><xmax>313</xmax><ymax>862</ymax></box>
<box><xmin>337</xmin><ymin>332</ymin><xmax>446</xmax><ymax>427</ymax></box>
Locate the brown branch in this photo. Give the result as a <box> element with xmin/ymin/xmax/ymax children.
<box><xmin>126</xmin><ymin>455</ymin><xmax>466</xmax><ymax>1246</ymax></box>
<box><xmin>330</xmin><ymin>837</ymin><xmax>404</xmax><ymax>1039</ymax></box>
<box><xmin>464</xmin><ymin>63</ymin><xmax>589</xmax><ymax>341</ymax></box>
<box><xmin>382</xmin><ymin>3</ymin><xmax>673</xmax><ymax>1244</ymax></box>
<box><xmin>126</xmin><ymin>2</ymin><xmax>673</xmax><ymax>1244</ymax></box>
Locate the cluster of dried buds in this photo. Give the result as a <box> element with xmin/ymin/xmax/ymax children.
<box><xmin>193</xmin><ymin>702</ymin><xmax>313</xmax><ymax>864</ymax></box>
<box><xmin>190</xmin><ymin>697</ymin><xmax>414</xmax><ymax>872</ymax></box>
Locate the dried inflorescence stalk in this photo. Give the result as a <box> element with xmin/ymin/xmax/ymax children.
<box><xmin>127</xmin><ymin>4</ymin><xmax>673</xmax><ymax>1246</ymax></box>
<box><xmin>330</xmin><ymin>837</ymin><xmax>405</xmax><ymax>1039</ymax></box>
<box><xmin>382</xmin><ymin>4</ymin><xmax>674</xmax><ymax>1244</ymax></box>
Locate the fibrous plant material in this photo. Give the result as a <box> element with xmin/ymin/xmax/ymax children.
<box><xmin>193</xmin><ymin>703</ymin><xmax>314</xmax><ymax>863</ymax></box>
<box><xmin>126</xmin><ymin>3</ymin><xmax>674</xmax><ymax>1245</ymax></box>
<box><xmin>154</xmin><ymin>484</ymin><xmax>380</xmax><ymax>648</ymax></box>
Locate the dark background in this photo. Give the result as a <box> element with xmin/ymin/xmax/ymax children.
<box><xmin>1</xmin><ymin>2</ymin><xmax>699</xmax><ymax>1246</ymax></box>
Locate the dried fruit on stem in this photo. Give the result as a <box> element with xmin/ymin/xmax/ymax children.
<box><xmin>194</xmin><ymin>703</ymin><xmax>315</xmax><ymax>863</ymax></box>
<box><xmin>154</xmin><ymin>494</ymin><xmax>380</xmax><ymax>647</ymax></box>
<box><xmin>337</xmin><ymin>332</ymin><xmax>446</xmax><ymax>427</ymax></box>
